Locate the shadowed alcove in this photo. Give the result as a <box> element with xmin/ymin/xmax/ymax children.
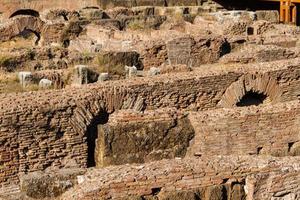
<box><xmin>14</xmin><ymin>29</ymin><xmax>41</xmax><ymax>46</ymax></box>
<box><xmin>236</xmin><ymin>90</ymin><xmax>267</xmax><ymax>107</ymax></box>
<box><xmin>86</xmin><ymin>110</ymin><xmax>109</xmax><ymax>167</ymax></box>
<box><xmin>218</xmin><ymin>74</ymin><xmax>282</xmax><ymax>108</ymax></box>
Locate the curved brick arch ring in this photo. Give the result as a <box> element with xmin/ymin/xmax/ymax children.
<box><xmin>218</xmin><ymin>74</ymin><xmax>282</xmax><ymax>108</ymax></box>
<box><xmin>0</xmin><ymin>16</ymin><xmax>45</xmax><ymax>44</ymax></box>
<box><xmin>9</xmin><ymin>9</ymin><xmax>40</xmax><ymax>18</ymax></box>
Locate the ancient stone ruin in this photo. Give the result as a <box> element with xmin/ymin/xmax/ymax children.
<box><xmin>0</xmin><ymin>0</ymin><xmax>300</xmax><ymax>199</ymax></box>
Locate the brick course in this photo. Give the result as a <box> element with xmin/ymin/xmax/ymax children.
<box><xmin>0</xmin><ymin>58</ymin><xmax>300</xmax><ymax>187</ymax></box>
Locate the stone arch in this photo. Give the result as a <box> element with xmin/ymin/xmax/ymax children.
<box><xmin>69</xmin><ymin>88</ymin><xmax>146</xmax><ymax>167</ymax></box>
<box><xmin>15</xmin><ymin>29</ymin><xmax>41</xmax><ymax>45</ymax></box>
<box><xmin>0</xmin><ymin>16</ymin><xmax>45</xmax><ymax>45</ymax></box>
<box><xmin>9</xmin><ymin>9</ymin><xmax>40</xmax><ymax>18</ymax></box>
<box><xmin>218</xmin><ymin>74</ymin><xmax>282</xmax><ymax>107</ymax></box>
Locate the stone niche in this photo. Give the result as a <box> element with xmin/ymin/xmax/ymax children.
<box><xmin>94</xmin><ymin>110</ymin><xmax>195</xmax><ymax>167</ymax></box>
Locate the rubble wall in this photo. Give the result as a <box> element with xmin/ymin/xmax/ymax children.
<box><xmin>98</xmin><ymin>0</ymin><xmax>222</xmax><ymax>9</ymax></box>
<box><xmin>0</xmin><ymin>60</ymin><xmax>299</xmax><ymax>187</ymax></box>
<box><xmin>0</xmin><ymin>0</ymin><xmax>223</xmax><ymax>19</ymax></box>
<box><xmin>60</xmin><ymin>156</ymin><xmax>300</xmax><ymax>200</ymax></box>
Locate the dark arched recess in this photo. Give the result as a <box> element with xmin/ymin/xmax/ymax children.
<box><xmin>9</xmin><ymin>9</ymin><xmax>40</xmax><ymax>18</ymax></box>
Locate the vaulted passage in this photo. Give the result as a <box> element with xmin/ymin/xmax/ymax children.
<box><xmin>236</xmin><ymin>91</ymin><xmax>267</xmax><ymax>107</ymax></box>
<box><xmin>9</xmin><ymin>9</ymin><xmax>40</xmax><ymax>18</ymax></box>
<box><xmin>86</xmin><ymin>111</ymin><xmax>109</xmax><ymax>167</ymax></box>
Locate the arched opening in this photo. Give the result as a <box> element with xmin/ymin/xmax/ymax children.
<box><xmin>18</xmin><ymin>29</ymin><xmax>40</xmax><ymax>45</ymax></box>
<box><xmin>86</xmin><ymin>110</ymin><xmax>109</xmax><ymax>167</ymax></box>
<box><xmin>9</xmin><ymin>9</ymin><xmax>40</xmax><ymax>18</ymax></box>
<box><xmin>7</xmin><ymin>29</ymin><xmax>41</xmax><ymax>47</ymax></box>
<box><xmin>236</xmin><ymin>91</ymin><xmax>267</xmax><ymax>107</ymax></box>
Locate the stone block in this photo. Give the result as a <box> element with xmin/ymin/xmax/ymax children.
<box><xmin>148</xmin><ymin>67</ymin><xmax>160</xmax><ymax>76</ymax></box>
<box><xmin>125</xmin><ymin>65</ymin><xmax>138</xmax><ymax>78</ymax></box>
<box><xmin>39</xmin><ymin>79</ymin><xmax>53</xmax><ymax>89</ymax></box>
<box><xmin>98</xmin><ymin>73</ymin><xmax>110</xmax><ymax>82</ymax></box>
<box><xmin>72</xmin><ymin>65</ymin><xmax>98</xmax><ymax>86</ymax></box>
<box><xmin>95</xmin><ymin>111</ymin><xmax>195</xmax><ymax>167</ymax></box>
<box><xmin>18</xmin><ymin>71</ymin><xmax>32</xmax><ymax>87</ymax></box>
<box><xmin>20</xmin><ymin>169</ymin><xmax>85</xmax><ymax>199</ymax></box>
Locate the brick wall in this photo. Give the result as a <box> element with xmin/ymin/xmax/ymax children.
<box><xmin>0</xmin><ymin>59</ymin><xmax>299</xmax><ymax>187</ymax></box>
<box><xmin>60</xmin><ymin>156</ymin><xmax>300</xmax><ymax>199</ymax></box>
<box><xmin>188</xmin><ymin>100</ymin><xmax>300</xmax><ymax>157</ymax></box>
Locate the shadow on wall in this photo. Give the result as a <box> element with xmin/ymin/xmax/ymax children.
<box><xmin>86</xmin><ymin>110</ymin><xmax>109</xmax><ymax>167</ymax></box>
<box><xmin>9</xmin><ymin>9</ymin><xmax>40</xmax><ymax>18</ymax></box>
<box><xmin>214</xmin><ymin>0</ymin><xmax>279</xmax><ymax>11</ymax></box>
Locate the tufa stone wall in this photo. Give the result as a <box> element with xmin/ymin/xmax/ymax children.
<box><xmin>0</xmin><ymin>58</ymin><xmax>300</xmax><ymax>187</ymax></box>
<box><xmin>95</xmin><ymin>109</ymin><xmax>195</xmax><ymax>167</ymax></box>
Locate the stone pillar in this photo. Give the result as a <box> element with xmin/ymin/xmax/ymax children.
<box><xmin>72</xmin><ymin>65</ymin><xmax>98</xmax><ymax>86</ymax></box>
<box><xmin>18</xmin><ymin>71</ymin><xmax>32</xmax><ymax>88</ymax></box>
<box><xmin>39</xmin><ymin>79</ymin><xmax>53</xmax><ymax>89</ymax></box>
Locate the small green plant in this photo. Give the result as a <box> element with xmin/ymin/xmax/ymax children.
<box><xmin>95</xmin><ymin>54</ymin><xmax>124</xmax><ymax>76</ymax></box>
<box><xmin>82</xmin><ymin>51</ymin><xmax>93</xmax><ymax>64</ymax></box>
<box><xmin>127</xmin><ymin>19</ymin><xmax>146</xmax><ymax>31</ymax></box>
<box><xmin>0</xmin><ymin>55</ymin><xmax>18</xmax><ymax>72</ymax></box>
<box><xmin>0</xmin><ymin>55</ymin><xmax>12</xmax><ymax>66</ymax></box>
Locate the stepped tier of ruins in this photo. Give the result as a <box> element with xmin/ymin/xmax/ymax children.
<box><xmin>0</xmin><ymin>0</ymin><xmax>300</xmax><ymax>199</ymax></box>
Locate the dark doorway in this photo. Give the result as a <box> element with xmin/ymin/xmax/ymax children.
<box><xmin>10</xmin><ymin>9</ymin><xmax>40</xmax><ymax>18</ymax></box>
<box><xmin>236</xmin><ymin>91</ymin><xmax>267</xmax><ymax>107</ymax></box>
<box><xmin>86</xmin><ymin>110</ymin><xmax>109</xmax><ymax>167</ymax></box>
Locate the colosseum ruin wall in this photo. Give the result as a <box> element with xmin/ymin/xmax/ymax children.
<box><xmin>0</xmin><ymin>0</ymin><xmax>300</xmax><ymax>199</ymax></box>
<box><xmin>1</xmin><ymin>58</ymin><xmax>300</xmax><ymax>188</ymax></box>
